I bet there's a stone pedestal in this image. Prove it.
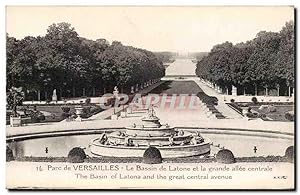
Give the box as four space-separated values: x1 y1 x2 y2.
217 86 222 93
209 114 216 119
52 89 57 101
120 111 127 118
242 107 249 117
232 85 237 96
75 107 83 122
126 107 133 114
111 114 118 120
10 116 22 127
113 86 119 99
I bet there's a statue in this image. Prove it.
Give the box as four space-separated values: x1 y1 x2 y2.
52 89 57 101
99 133 108 144
113 86 119 98
148 105 156 117
131 86 134 94
114 86 118 92
168 135 174 146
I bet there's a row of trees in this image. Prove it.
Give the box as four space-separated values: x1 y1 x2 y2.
196 21 294 96
153 52 177 63
7 22 165 100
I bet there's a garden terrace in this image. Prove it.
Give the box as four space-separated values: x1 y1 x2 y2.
148 81 202 95
6 104 103 125
226 102 294 122
197 92 218 105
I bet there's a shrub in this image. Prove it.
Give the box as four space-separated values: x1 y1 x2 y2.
6 146 14 162
7 87 24 117
81 106 92 118
285 111 294 121
143 146 162 164
216 149 235 164
245 112 259 118
285 146 294 162
260 114 267 119
90 106 103 115
230 99 235 103
251 97 258 104
85 98 91 105
197 92 218 106
61 106 71 113
268 105 276 112
67 147 86 163
30 111 46 123
61 112 71 119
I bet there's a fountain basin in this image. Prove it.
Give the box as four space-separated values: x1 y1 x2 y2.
89 106 211 158
126 127 177 137
90 137 211 158
107 131 194 146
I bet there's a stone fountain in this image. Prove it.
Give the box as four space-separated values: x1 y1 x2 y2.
89 106 211 158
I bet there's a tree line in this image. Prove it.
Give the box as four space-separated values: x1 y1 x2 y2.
7 22 166 101
153 51 177 63
196 21 294 96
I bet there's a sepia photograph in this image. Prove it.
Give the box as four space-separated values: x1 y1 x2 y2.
5 5 295 190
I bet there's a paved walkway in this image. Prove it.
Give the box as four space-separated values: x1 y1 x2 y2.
87 81 163 120
7 116 294 138
193 79 243 119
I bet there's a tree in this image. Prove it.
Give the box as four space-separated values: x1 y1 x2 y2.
7 87 24 116
6 22 166 101
36 22 88 97
196 21 294 96
275 21 294 95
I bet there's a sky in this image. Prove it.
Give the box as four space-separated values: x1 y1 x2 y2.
6 6 294 52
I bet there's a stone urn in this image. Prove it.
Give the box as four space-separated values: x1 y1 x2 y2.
10 115 22 127
120 111 127 118
126 106 133 114
75 106 84 122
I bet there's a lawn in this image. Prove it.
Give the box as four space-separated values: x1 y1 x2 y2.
228 102 294 122
148 81 203 95
7 104 103 125
251 104 294 122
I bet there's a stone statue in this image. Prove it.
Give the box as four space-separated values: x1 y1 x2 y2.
114 86 118 92
148 105 156 117
131 86 134 94
113 86 119 98
52 89 57 101
169 135 174 146
99 133 108 144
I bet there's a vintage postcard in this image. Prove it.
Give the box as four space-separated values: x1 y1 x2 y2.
6 6 295 190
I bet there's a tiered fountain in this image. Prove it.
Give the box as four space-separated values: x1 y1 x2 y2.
90 106 211 158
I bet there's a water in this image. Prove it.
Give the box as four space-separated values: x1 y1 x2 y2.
165 59 197 76
8 132 293 159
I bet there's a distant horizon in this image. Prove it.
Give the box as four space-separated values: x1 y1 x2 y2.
6 6 294 53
